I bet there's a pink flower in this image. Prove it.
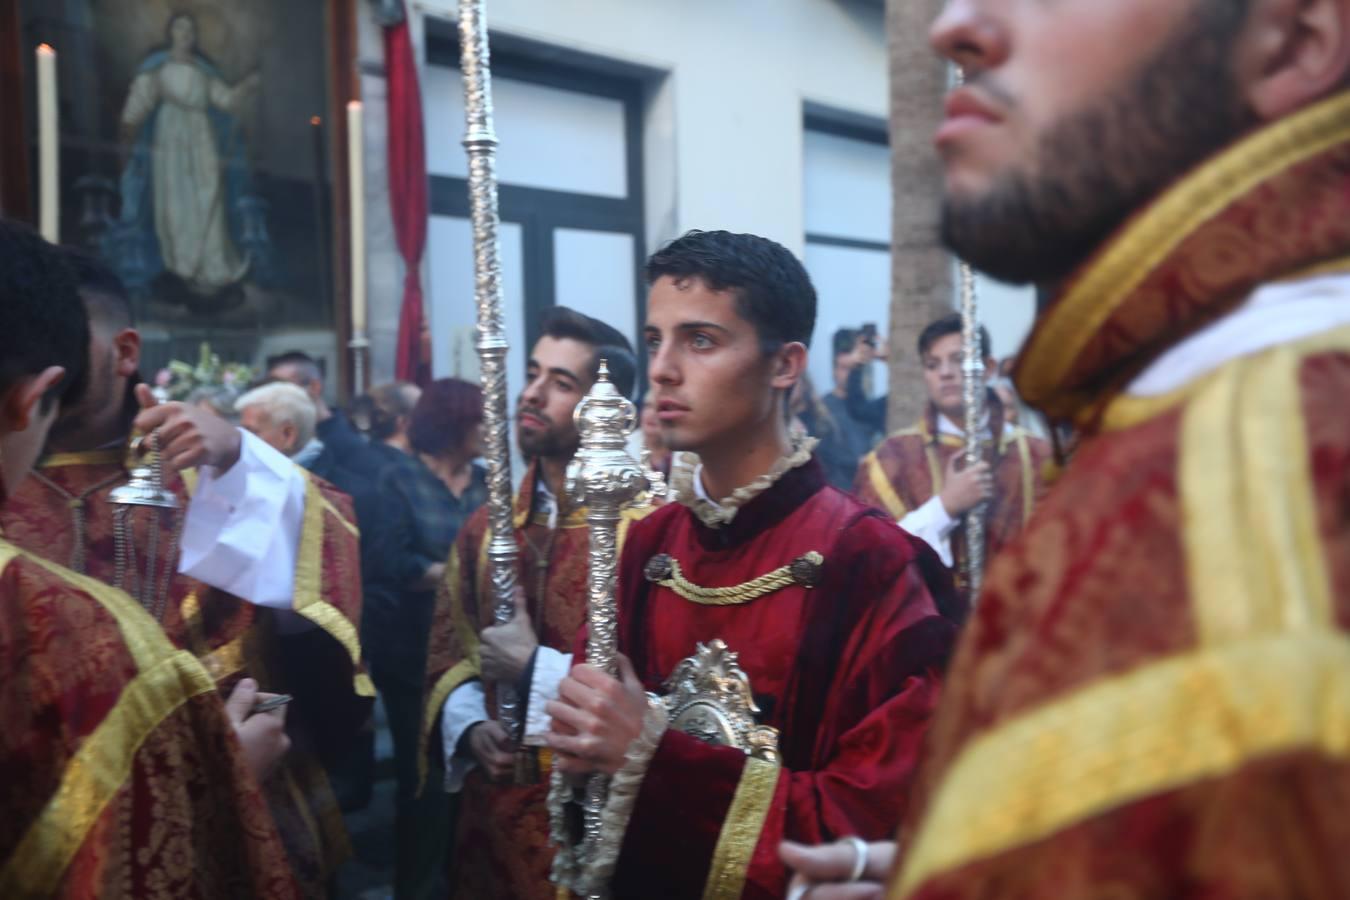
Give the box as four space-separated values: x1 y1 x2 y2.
155 368 172 387
223 370 236 384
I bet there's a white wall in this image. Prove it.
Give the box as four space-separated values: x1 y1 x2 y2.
411 0 888 257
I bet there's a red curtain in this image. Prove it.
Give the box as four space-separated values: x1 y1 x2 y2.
384 2 430 386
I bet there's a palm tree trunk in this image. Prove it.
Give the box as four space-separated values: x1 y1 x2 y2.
886 0 953 431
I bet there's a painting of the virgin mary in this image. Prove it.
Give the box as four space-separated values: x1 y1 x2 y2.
112 12 264 303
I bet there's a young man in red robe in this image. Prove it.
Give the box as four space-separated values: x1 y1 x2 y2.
786 0 1350 897
854 314 1050 602
0 219 299 898
544 230 962 899
419 309 649 900
0 250 370 896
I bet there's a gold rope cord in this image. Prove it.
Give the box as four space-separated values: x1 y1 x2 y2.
647 552 823 606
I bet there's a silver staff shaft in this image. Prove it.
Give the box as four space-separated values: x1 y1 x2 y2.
958 260 987 600
952 66 988 602
564 362 644 899
458 0 521 733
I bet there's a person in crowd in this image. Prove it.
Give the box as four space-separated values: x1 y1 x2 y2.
854 313 1051 604
0 219 300 897
419 309 645 900
789 0 1350 896
820 327 884 488
2 247 371 897
268 350 381 488
543 230 960 899
364 378 488 899
368 380 424 462
236 381 320 460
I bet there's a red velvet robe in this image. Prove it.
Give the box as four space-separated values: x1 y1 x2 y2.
603 456 961 899
854 402 1051 599
0 449 371 897
419 464 653 900
0 535 300 898
890 90 1350 899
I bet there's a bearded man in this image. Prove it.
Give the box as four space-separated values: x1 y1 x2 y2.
784 1 1350 897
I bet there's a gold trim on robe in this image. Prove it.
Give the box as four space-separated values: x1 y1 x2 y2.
701 757 782 900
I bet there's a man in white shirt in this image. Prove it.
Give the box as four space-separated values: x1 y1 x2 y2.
854 313 1050 601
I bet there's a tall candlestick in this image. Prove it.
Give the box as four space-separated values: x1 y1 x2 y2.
36 44 58 243
347 100 366 337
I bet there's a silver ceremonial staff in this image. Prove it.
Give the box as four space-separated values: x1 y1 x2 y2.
458 0 522 734
958 258 988 600
550 363 645 899
955 67 988 602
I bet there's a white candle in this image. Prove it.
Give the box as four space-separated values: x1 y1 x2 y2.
347 100 366 337
36 44 58 243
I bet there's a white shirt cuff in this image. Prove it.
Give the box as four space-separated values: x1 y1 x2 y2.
899 495 959 568
178 429 307 609
523 648 571 745
441 680 488 793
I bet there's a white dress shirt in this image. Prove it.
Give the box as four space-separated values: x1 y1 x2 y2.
897 414 991 568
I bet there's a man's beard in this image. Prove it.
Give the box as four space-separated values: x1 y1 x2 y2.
516 411 579 461
942 0 1255 285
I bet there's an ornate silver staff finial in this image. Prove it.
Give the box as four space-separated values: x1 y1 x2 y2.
551 360 647 899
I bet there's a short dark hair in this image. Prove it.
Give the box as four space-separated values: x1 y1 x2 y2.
267 350 324 386
59 246 133 331
918 313 990 361
367 380 419 441
644 230 817 351
832 328 860 360
409 378 483 457
538 306 637 399
0 221 89 411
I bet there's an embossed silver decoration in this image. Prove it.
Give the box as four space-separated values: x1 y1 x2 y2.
661 639 780 763
955 66 988 602
562 361 647 898
458 0 522 733
638 447 668 505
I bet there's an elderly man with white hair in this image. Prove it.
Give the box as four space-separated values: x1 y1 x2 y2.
236 381 321 461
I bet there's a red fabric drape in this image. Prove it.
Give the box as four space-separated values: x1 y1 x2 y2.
385 2 430 386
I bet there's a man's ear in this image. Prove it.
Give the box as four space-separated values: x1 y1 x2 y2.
281 421 299 453
1238 0 1350 121
112 328 142 378
769 342 809 391
0 367 65 434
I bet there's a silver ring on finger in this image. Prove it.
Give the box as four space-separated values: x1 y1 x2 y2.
841 835 868 883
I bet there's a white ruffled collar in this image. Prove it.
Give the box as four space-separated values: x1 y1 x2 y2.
670 434 818 528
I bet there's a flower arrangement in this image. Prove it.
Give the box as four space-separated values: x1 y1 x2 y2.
154 343 255 404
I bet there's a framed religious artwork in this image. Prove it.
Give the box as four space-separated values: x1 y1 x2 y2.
1 0 358 396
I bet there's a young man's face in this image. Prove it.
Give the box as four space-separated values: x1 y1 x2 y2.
923 332 996 423
932 0 1254 283
644 275 790 456
922 332 966 421
516 336 592 460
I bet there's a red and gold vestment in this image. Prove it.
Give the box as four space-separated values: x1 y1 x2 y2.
1 449 371 897
891 91 1350 900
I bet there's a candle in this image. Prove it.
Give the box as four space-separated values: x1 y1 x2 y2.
347 100 366 337
36 44 58 243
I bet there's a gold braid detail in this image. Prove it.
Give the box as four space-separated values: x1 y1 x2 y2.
644 552 823 606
